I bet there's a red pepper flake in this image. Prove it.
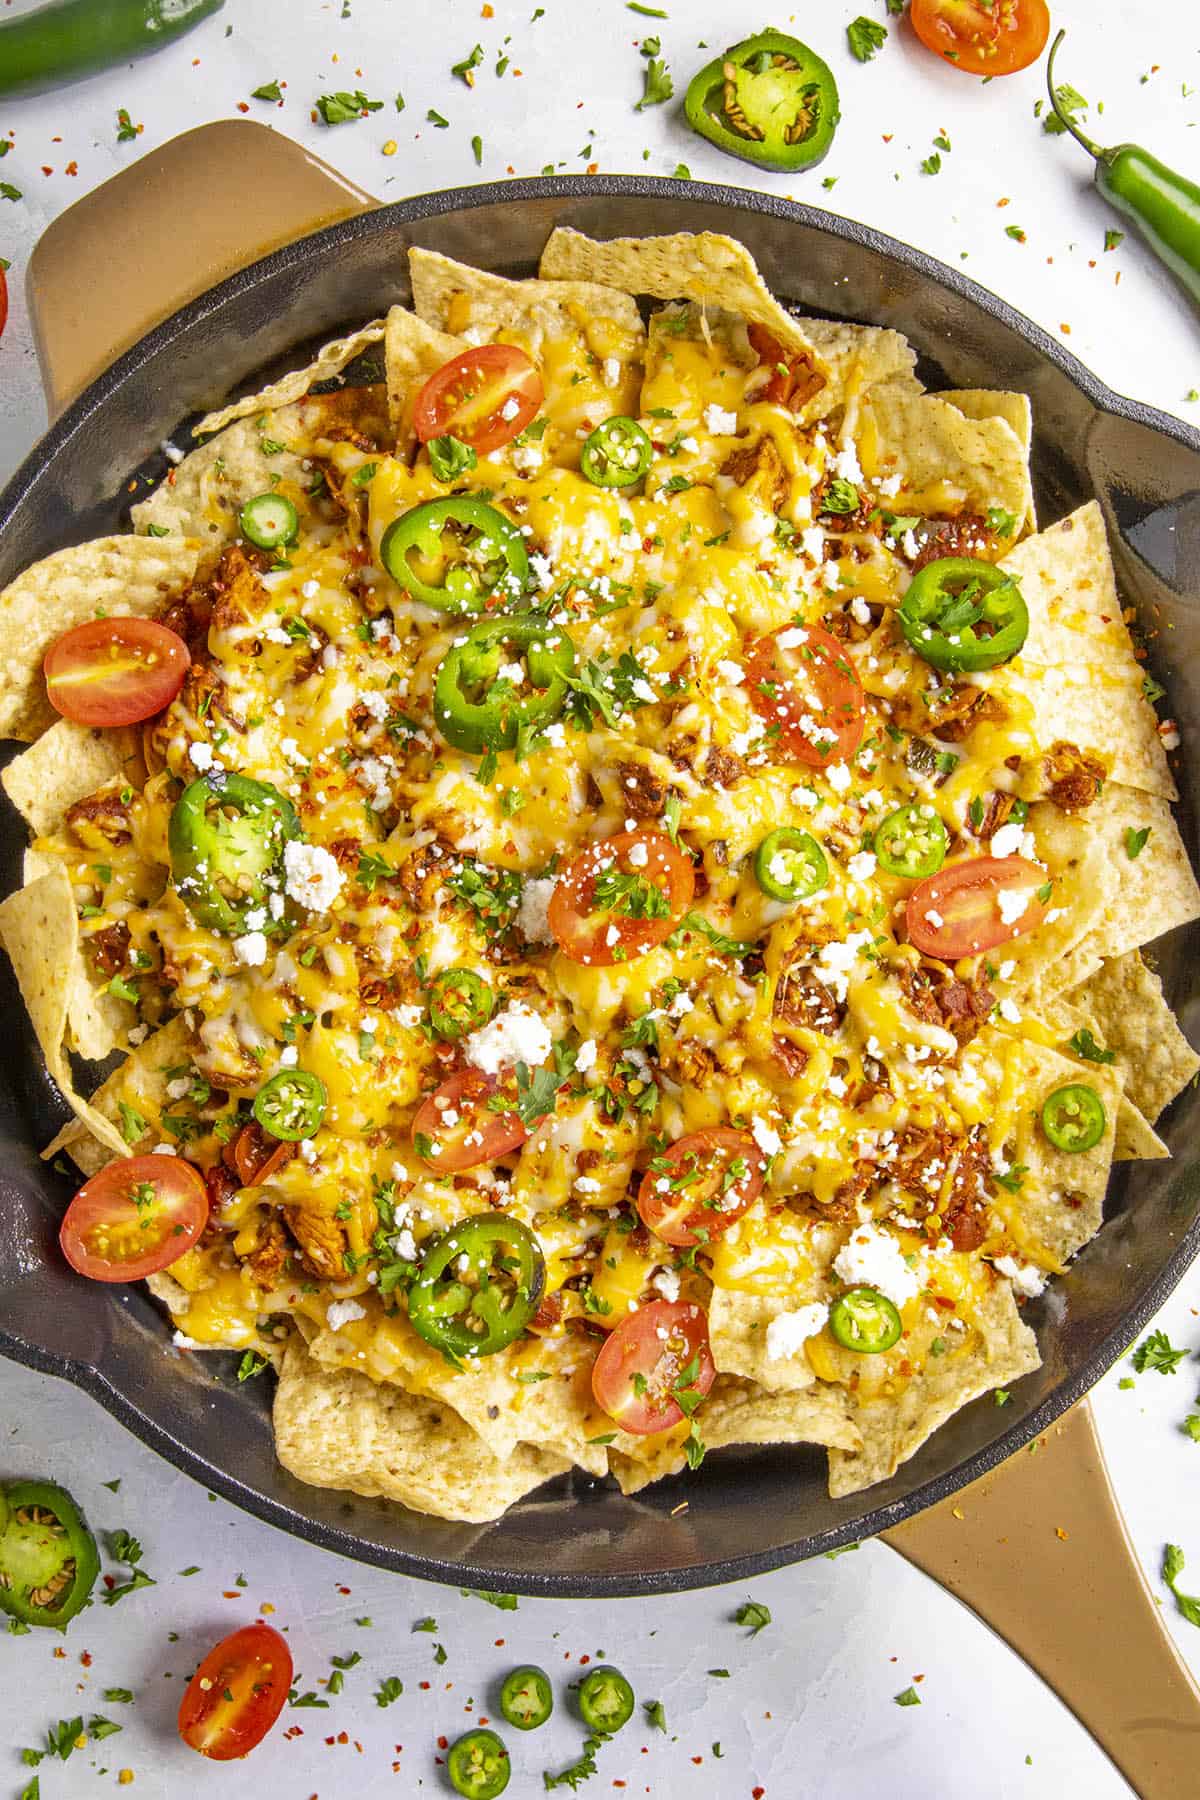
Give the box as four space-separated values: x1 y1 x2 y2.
914 1673 926 1682
1060 322 1072 335
691 1756 703 1765
80 1651 93 1667
337 1586 352 1595
284 1726 304 1740
420 1680 432 1689
41 166 53 175
1088 259 1097 268
324 1735 336 1746
614 1783 627 1789
53 1647 67 1659
753 1789 766 1798
580 1654 591 1665
587 162 599 174
997 196 1010 208
482 2 494 13
882 134 893 143
65 160 77 175
494 1639 505 1648
513 68 523 76
336 1730 349 1745
437 1736 449 1750
222 1591 239 1599
478 1717 489 1727
237 101 249 113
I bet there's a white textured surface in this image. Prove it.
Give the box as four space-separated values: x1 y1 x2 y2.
1 1 1199 1793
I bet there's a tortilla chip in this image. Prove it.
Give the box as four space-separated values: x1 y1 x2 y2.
14 845 130 1063
1078 785 1200 960
611 1375 859 1495
938 389 1035 529
3 721 141 837
132 406 315 545
709 1290 818 1394
999 502 1129 667
800 316 918 409
410 246 643 350
43 1012 195 1174
273 1344 568 1524
997 661 1175 801
0 866 128 1158
828 1282 1040 1498
0 537 200 742
1114 1098 1169 1161
1070 951 1199 1122
998 801 1117 1003
383 304 465 433
536 227 828 391
857 382 1032 530
993 1037 1124 1264
193 321 386 439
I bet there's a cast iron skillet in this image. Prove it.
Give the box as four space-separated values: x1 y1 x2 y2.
2 174 1199 1598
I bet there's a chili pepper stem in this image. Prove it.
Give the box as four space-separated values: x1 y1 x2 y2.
1045 32 1106 162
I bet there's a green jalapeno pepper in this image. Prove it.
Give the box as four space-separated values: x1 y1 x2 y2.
380 497 528 613
753 827 828 902
828 1287 903 1354
684 29 840 174
0 1480 100 1631
428 967 495 1040
433 615 576 754
580 417 653 488
239 492 299 551
499 1665 554 1731
874 803 949 880
169 774 300 935
898 558 1028 674
577 1666 635 1734
1041 1083 1106 1153
253 1070 327 1141
447 1727 511 1798
407 1213 545 1359
0 0 224 99
1047 32 1200 307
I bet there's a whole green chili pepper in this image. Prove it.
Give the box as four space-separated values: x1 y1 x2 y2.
0 0 225 98
1046 31 1200 306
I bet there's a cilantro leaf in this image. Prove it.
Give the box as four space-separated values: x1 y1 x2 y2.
733 1598 771 1635
1132 1330 1188 1375
251 80 283 102
1067 1027 1115 1065
316 90 383 125
847 16 888 60
1163 1543 1200 1628
635 38 673 111
895 1686 922 1707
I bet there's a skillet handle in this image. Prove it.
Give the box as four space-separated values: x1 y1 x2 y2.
883 1398 1200 1796
26 119 377 417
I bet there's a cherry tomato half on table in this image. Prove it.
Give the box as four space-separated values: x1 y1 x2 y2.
591 1298 715 1434
637 1127 766 1248
548 829 694 967
177 1623 294 1760
906 855 1048 960
59 1154 208 1283
44 617 190 727
413 346 543 455
744 623 864 769
910 0 1050 76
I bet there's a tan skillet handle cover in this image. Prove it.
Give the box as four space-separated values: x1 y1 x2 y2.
884 1398 1200 1796
27 119 376 415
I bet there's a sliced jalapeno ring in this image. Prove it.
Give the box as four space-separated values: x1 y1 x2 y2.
380 497 528 613
433 615 576 755
407 1214 545 1359
828 1286 903 1354
0 1479 100 1631
580 416 652 488
753 827 828 902
577 1665 635 1734
168 773 301 936
1041 1083 1106 1153
684 28 840 173
898 557 1029 674
239 492 299 551
428 967 495 1041
499 1664 554 1731
874 803 949 880
253 1070 327 1142
447 1726 511 1799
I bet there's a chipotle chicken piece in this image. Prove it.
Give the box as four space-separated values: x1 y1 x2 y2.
284 1205 349 1282
65 786 133 847
774 964 844 1036
245 1215 293 1288
720 434 790 514
1044 739 1106 812
615 761 668 819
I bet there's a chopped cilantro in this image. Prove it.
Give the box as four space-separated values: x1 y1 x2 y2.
895 1686 922 1707
459 1588 518 1609
374 1676 404 1707
733 1598 771 1636
635 36 673 110
644 1699 667 1730
316 90 383 125
251 80 283 102
1125 825 1151 860
1132 1329 1187 1375
1163 1543 1200 1628
847 17 888 60
1068 1026 1115 1065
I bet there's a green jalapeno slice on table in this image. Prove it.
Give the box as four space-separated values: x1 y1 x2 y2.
169 773 300 935
898 557 1028 674
252 1070 327 1141
580 416 653 488
577 1666 635 1734
433 614 576 754
239 492 299 551
1041 1083 1106 1153
447 1726 511 1798
874 803 949 880
828 1286 903 1354
684 29 840 174
753 827 828 902
499 1664 554 1731
0 1479 100 1631
380 497 528 612
428 967 495 1040
407 1213 545 1358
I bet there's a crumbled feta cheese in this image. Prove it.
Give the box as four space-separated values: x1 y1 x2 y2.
188 740 214 772
703 403 739 436
517 875 557 944
575 1038 598 1073
232 931 268 967
765 1303 829 1361
602 356 622 388
165 1076 191 1101
825 762 852 794
850 596 872 627
751 1116 782 1157
776 626 809 650
511 443 544 474
877 473 902 498
989 821 1027 860
800 525 826 563
326 1298 367 1331
627 840 649 868
715 658 744 687
499 395 521 421
464 1002 552 1076
832 441 863 484
279 1045 299 1068
833 1223 920 1309
847 850 877 883
993 1254 1046 1298
998 959 1016 981
997 997 1022 1023
284 840 344 912
652 1265 682 1303
997 886 1034 926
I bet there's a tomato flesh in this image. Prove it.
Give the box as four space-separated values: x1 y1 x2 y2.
910 0 1050 75
44 617 190 727
412 1067 529 1172
229 1123 295 1187
413 345 543 455
548 829 694 967
906 854 1048 959
745 623 864 768
637 1128 766 1248
747 323 824 411
591 1299 715 1435
59 1154 209 1283
178 1623 293 1761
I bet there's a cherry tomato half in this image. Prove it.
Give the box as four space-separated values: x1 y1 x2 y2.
637 1127 766 1248
413 346 543 455
44 617 190 727
227 1122 296 1187
744 623 864 769
548 829 694 967
910 0 1050 76
906 854 1048 959
411 1067 530 1172
177 1623 294 1761
747 323 825 412
59 1154 209 1283
591 1299 715 1435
